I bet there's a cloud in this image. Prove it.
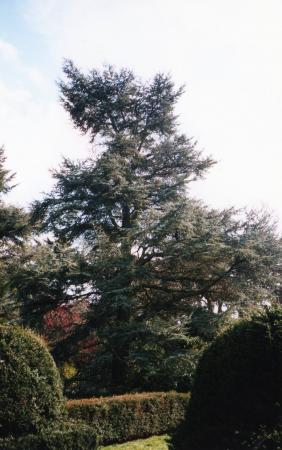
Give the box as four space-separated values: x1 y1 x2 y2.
0 37 47 89
24 0 282 71
0 37 90 206
1 76 91 206
0 39 19 62
24 66 47 88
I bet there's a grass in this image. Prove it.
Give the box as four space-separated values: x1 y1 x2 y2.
102 434 170 449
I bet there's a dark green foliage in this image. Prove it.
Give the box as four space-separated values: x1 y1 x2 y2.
173 307 282 450
59 61 184 141
240 426 282 450
31 62 282 394
0 147 29 245
123 319 206 393
0 325 65 437
68 319 205 398
0 148 87 330
0 147 30 323
187 307 234 341
0 422 98 450
195 425 282 450
67 391 189 445
32 62 216 390
7 241 87 329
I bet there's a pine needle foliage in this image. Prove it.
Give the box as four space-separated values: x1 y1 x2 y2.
31 62 282 392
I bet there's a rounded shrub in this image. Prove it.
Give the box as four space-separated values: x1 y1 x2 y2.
0 325 65 437
240 425 282 450
173 307 282 450
0 422 98 450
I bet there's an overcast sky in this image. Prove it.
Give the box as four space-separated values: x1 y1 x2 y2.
1 0 282 230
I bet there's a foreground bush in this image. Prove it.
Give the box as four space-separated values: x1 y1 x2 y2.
208 425 282 450
240 426 282 450
173 308 282 450
0 325 65 437
67 391 189 445
0 422 98 449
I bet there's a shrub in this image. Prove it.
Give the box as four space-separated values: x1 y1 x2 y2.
67 391 189 445
0 422 98 449
0 325 65 437
240 425 282 450
209 425 282 450
173 307 282 450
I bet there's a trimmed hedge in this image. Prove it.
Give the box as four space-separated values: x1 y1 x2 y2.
173 307 282 450
0 422 98 450
0 325 64 437
67 391 190 445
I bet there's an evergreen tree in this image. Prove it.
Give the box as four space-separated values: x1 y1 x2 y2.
0 147 84 333
32 62 282 392
7 240 88 329
0 147 28 243
0 147 30 321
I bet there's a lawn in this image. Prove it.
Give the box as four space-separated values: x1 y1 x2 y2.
102 434 170 449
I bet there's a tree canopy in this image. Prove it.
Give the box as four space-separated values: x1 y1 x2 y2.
28 61 282 393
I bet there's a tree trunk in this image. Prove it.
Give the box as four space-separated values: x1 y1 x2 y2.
111 350 128 392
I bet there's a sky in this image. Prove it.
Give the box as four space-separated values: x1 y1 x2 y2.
0 0 282 230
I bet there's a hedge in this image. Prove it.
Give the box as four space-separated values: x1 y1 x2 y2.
0 325 64 437
0 422 98 450
173 308 282 450
67 391 190 445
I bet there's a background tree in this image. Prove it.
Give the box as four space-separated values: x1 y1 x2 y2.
31 62 282 393
0 146 88 354
7 240 89 329
0 147 30 321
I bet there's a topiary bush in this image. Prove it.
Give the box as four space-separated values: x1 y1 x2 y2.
0 325 65 438
173 307 282 450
